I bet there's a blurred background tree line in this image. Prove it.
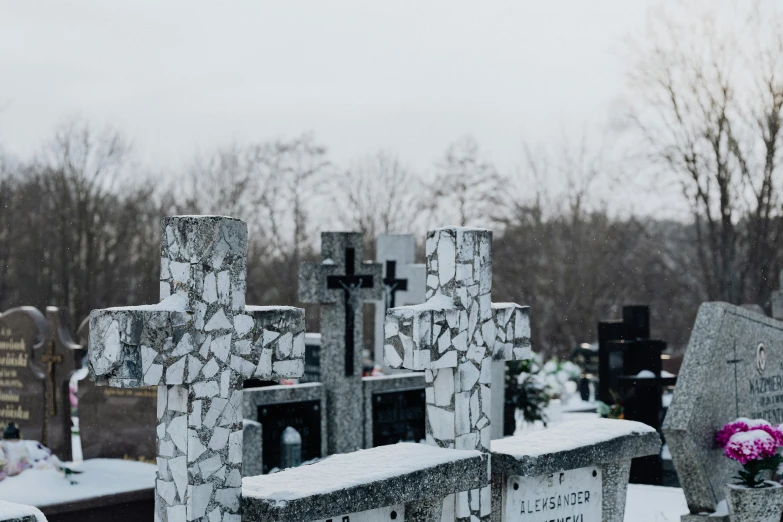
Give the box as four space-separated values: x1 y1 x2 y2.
1 1 782 359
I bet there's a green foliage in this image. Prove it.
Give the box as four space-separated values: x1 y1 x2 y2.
506 357 551 426
734 455 783 489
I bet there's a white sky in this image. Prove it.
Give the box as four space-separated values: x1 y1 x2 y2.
0 0 667 212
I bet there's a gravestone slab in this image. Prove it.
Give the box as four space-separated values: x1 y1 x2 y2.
362 373 426 448
384 227 531 522
0 501 45 522
42 307 82 460
663 302 783 516
243 382 327 473
373 235 426 373
87 215 306 522
299 232 382 454
490 418 661 522
75 317 158 462
241 442 489 522
0 308 46 443
242 419 263 477
300 333 322 384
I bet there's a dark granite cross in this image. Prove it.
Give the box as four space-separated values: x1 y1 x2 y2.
299 232 382 454
382 261 408 310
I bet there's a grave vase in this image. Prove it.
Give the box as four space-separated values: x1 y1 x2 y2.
724 481 783 522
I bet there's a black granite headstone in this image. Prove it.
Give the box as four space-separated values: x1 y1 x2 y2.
301 339 321 384
258 400 322 474
371 388 425 447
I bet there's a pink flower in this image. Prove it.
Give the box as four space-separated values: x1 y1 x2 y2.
717 419 751 448
725 430 778 465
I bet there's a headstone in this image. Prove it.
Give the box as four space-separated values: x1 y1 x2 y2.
384 226 532 521
0 500 46 522
87 215 306 522
373 235 426 373
243 382 327 474
41 307 81 460
0 308 47 444
663 302 783 520
597 305 649 404
772 270 783 321
242 442 489 522
740 303 766 316
362 373 426 448
299 232 382 454
75 317 158 462
242 419 262 477
490 418 661 522
300 333 322 384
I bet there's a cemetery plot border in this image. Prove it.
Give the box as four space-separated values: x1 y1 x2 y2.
362 373 426 448
241 442 489 522
489 418 661 522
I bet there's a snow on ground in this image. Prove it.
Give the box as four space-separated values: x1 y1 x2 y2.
0 459 155 508
0 501 46 522
625 485 689 522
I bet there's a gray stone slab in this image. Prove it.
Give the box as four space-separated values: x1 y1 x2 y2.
299 232 383 455
772 270 783 320
87 215 306 522
663 302 783 515
490 418 661 477
362 373 425 448
490 419 660 522
0 501 44 522
241 442 489 522
373 234 426 373
242 419 262 477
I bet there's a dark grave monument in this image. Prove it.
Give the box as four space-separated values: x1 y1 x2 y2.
362 373 426 448
597 305 650 404
299 231 383 454
257 398 321 473
75 316 158 462
0 307 47 444
299 332 321 384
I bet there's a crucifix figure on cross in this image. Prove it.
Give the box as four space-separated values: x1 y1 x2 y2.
299 232 382 454
384 226 531 522
87 216 305 522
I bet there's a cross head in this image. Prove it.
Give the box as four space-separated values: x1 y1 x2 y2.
384 227 531 521
87 216 305 522
299 232 382 454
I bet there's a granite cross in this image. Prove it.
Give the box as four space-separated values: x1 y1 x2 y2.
87 216 306 522
384 226 531 522
299 232 382 454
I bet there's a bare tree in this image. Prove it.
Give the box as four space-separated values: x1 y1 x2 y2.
430 136 508 227
627 1 783 305
336 151 425 239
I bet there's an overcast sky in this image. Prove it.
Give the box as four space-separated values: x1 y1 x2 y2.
0 1 665 210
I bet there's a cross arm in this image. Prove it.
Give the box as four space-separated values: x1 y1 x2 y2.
231 305 305 381
87 296 191 388
298 262 338 304
490 303 531 362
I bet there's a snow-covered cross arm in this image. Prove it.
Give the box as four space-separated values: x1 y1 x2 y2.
87 216 305 522
383 226 531 522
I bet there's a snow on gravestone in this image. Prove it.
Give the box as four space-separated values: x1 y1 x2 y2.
384 226 532 522
241 442 489 522
663 302 783 520
299 232 383 454
490 418 660 522
0 500 46 522
0 308 46 444
87 216 305 522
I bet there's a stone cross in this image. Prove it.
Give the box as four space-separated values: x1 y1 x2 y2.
87 216 306 522
384 226 531 521
772 270 783 320
42 306 80 460
299 232 382 454
373 234 426 373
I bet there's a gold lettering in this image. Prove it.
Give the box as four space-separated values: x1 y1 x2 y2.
0 405 30 420
0 339 27 352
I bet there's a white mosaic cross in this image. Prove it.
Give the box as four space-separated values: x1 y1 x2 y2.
384 227 531 522
87 216 305 522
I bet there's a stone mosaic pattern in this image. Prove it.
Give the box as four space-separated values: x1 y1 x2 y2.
88 216 305 522
384 227 531 522
299 232 382 454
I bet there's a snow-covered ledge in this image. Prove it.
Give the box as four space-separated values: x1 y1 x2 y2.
242 442 489 522
490 418 661 522
0 501 46 522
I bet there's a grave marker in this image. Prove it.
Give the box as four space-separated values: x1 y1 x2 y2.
772 270 783 320
372 235 426 373
299 232 382 454
87 215 306 522
362 373 426 448
663 302 783 520
0 307 46 443
384 226 532 521
41 306 81 460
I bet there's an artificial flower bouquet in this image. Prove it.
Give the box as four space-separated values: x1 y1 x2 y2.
716 418 783 488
